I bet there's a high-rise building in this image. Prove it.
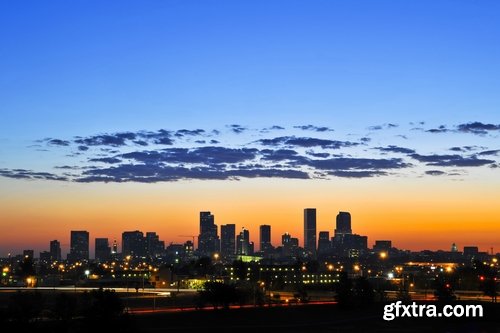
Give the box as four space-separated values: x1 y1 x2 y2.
317 231 331 255
334 211 352 239
68 231 89 262
197 211 220 256
220 224 236 258
50 240 61 261
146 232 164 258
95 238 111 262
236 228 250 255
304 208 317 256
122 231 146 258
260 225 272 253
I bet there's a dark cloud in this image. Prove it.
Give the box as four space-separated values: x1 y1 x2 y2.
293 125 334 132
175 129 205 137
76 164 309 183
136 129 173 145
257 136 358 149
329 170 387 178
195 140 206 144
75 134 129 147
426 125 450 133
0 168 68 181
133 140 149 146
456 122 500 135
260 149 308 164
210 140 220 144
228 124 247 134
78 145 89 151
477 149 500 156
425 170 446 176
260 125 286 132
368 123 399 131
88 157 122 164
121 147 258 165
305 151 330 158
47 139 70 146
449 146 484 152
375 145 416 154
410 153 494 167
308 157 410 171
269 125 285 130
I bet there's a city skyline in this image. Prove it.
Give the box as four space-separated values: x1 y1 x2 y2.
1 2 499 256
2 208 496 258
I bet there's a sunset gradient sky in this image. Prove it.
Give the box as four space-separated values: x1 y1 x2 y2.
1 1 499 256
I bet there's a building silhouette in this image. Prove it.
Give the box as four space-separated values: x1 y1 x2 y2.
146 232 164 258
95 238 111 262
122 230 146 258
334 211 352 239
304 208 317 257
68 231 89 262
260 225 272 253
220 224 236 258
236 228 250 255
50 240 61 261
317 231 331 255
198 211 220 256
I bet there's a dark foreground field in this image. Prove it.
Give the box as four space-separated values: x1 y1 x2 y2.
132 302 500 333
8 302 497 333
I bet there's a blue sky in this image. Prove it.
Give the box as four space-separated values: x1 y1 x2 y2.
2 1 500 139
1 1 499 180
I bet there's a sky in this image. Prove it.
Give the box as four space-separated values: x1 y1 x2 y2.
1 1 499 257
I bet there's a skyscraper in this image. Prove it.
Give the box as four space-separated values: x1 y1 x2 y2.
146 232 164 258
220 224 236 258
95 238 111 262
50 240 61 261
198 211 220 256
304 208 317 256
68 231 89 262
317 231 331 255
122 230 146 258
236 228 250 255
335 211 352 239
259 225 272 253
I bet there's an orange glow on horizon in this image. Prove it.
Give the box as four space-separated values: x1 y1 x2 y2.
0 176 499 256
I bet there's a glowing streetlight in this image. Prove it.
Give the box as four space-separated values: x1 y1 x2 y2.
379 252 387 259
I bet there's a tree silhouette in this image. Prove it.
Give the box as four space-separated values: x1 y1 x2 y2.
199 281 239 309
481 277 498 303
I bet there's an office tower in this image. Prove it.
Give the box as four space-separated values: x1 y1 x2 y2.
197 211 220 256
334 211 352 239
236 228 250 255
50 240 61 261
282 232 291 246
68 231 89 261
220 224 236 258
317 231 330 255
373 240 392 252
122 230 146 258
146 232 164 258
304 208 317 256
95 238 111 262
260 225 272 253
